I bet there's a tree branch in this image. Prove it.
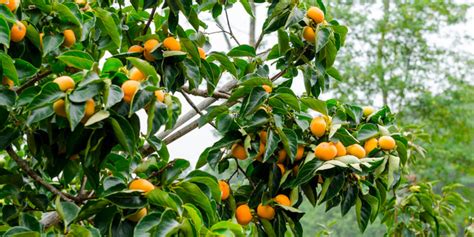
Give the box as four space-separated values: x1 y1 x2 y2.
223 2 241 46
180 89 217 129
181 85 230 99
15 70 52 94
215 19 233 49
142 6 157 35
6 146 79 202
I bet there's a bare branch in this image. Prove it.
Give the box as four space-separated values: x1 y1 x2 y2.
181 85 230 99
215 19 233 49
180 89 217 129
223 3 241 46
142 6 157 35
6 146 79 203
15 70 52 94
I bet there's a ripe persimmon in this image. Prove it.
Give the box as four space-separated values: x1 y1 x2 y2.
127 208 147 222
128 45 144 53
11 21 26 42
129 67 146 81
231 143 247 160
198 47 206 59
303 26 315 42
121 80 140 104
218 180 230 201
364 138 378 154
363 106 375 117
63 29 76 47
257 204 275 220
307 6 325 24
310 116 327 137
163 37 181 51
333 141 346 157
274 194 291 206
314 142 337 161
235 204 252 225
262 85 272 93
347 144 366 159
129 178 155 193
379 136 396 150
155 90 165 102
295 145 305 161
54 76 75 91
53 99 67 118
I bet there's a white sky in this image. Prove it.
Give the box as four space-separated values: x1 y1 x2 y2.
119 2 474 166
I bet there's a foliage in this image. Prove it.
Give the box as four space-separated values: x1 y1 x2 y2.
0 0 468 236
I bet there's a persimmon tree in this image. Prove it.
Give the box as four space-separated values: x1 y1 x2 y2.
0 0 424 236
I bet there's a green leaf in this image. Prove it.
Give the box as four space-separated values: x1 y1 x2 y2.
0 127 20 150
227 45 256 57
96 8 121 48
0 88 15 107
239 0 254 18
319 174 344 203
274 88 300 111
341 185 357 216
174 181 218 225
146 136 170 162
108 116 135 154
105 84 123 109
43 35 64 56
284 6 304 28
239 87 267 117
145 189 179 212
279 128 298 162
0 17 10 47
103 58 123 73
26 106 54 125
0 52 18 84
277 29 290 55
182 58 201 89
198 105 228 127
65 98 85 131
19 213 40 232
301 97 327 115
333 128 359 146
263 129 280 162
2 227 39 237
133 212 162 237
0 5 16 23
207 52 237 77
53 3 81 26
315 28 330 53
356 124 379 142
15 59 39 80
69 82 102 103
105 191 147 209
291 159 319 188
28 82 64 110
127 57 160 85
55 198 80 228
387 155 400 188
182 204 203 234
58 51 94 70
326 67 342 81
75 200 110 221
261 219 277 237
149 209 181 236
355 196 371 232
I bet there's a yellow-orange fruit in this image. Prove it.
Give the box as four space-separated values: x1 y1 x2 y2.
127 208 147 222
364 138 378 154
262 85 272 93
257 204 275 220
218 180 230 201
198 47 206 59
347 144 366 159
295 145 305 161
310 116 327 137
259 130 267 144
231 143 247 160
2 77 13 89
84 99 95 117
277 164 286 174
274 194 291 206
307 6 325 24
54 76 75 91
121 80 140 104
144 39 159 52
314 142 337 161
303 26 316 42
129 67 146 81
11 21 26 42
1 0 20 11
277 149 287 163
255 142 265 161
163 37 181 51
333 141 346 157
129 178 155 193
63 29 76 47
39 33 44 49
155 90 165 102
363 106 375 117
53 99 67 118
128 45 144 53
143 50 156 62
235 204 252 225
379 136 396 150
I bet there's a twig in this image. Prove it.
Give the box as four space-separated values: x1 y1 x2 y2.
223 3 241 46
6 146 79 202
78 176 87 198
254 33 264 49
180 89 217 129
181 85 230 99
15 70 52 94
227 169 239 182
142 6 157 35
236 160 255 188
215 19 233 49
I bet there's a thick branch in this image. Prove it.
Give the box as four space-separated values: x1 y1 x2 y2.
6 146 79 202
15 70 52 94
